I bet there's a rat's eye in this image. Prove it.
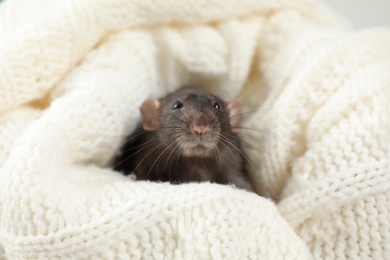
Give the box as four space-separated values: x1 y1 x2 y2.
213 102 221 110
173 101 183 109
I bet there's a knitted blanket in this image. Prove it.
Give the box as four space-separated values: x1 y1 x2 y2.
1 0 389 259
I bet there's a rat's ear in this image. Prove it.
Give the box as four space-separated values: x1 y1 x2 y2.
227 99 241 133
140 99 161 131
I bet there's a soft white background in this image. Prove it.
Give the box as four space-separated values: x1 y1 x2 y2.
325 0 390 28
0 0 388 28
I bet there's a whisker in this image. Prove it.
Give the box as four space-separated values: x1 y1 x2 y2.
115 132 182 171
177 107 191 123
213 106 301 129
217 135 238 167
211 145 221 168
224 133 258 151
118 129 150 147
136 77 166 97
218 65 249 99
116 139 164 171
218 135 255 170
139 111 190 126
219 125 271 134
119 134 166 156
169 138 184 180
144 139 180 180
227 106 302 118
183 104 193 124
164 139 182 169
225 81 258 106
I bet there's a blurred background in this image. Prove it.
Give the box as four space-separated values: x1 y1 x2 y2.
324 0 390 28
0 0 388 28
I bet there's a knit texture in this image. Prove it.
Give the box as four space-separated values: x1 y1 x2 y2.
0 0 389 259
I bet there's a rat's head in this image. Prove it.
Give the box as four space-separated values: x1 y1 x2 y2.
140 87 241 157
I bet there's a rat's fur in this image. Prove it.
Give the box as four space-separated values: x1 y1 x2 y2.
115 87 253 191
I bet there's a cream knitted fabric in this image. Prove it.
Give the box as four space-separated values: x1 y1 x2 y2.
0 0 389 259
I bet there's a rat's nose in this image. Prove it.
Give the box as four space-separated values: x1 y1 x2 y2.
193 124 209 135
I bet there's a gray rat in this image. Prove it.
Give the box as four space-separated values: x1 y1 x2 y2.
115 86 254 192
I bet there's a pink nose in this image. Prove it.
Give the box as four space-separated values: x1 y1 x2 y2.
193 124 209 135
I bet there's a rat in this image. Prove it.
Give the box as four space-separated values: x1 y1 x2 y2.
114 86 254 192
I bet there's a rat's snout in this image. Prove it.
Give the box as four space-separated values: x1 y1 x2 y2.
191 116 210 136
193 123 209 136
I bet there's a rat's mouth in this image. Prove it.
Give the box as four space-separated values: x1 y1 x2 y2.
194 144 207 149
180 141 216 157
